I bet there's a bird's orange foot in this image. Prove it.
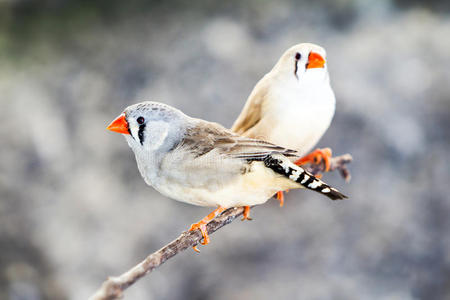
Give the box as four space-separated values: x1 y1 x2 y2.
276 191 286 207
241 206 252 221
294 147 333 172
189 206 226 253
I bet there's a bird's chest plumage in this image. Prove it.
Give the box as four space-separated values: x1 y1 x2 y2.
138 151 285 208
263 82 335 155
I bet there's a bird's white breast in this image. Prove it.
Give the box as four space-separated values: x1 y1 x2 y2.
260 79 335 156
150 157 298 208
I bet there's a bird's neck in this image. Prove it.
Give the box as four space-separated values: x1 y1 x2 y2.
272 73 332 98
267 74 335 114
271 67 330 87
133 149 164 186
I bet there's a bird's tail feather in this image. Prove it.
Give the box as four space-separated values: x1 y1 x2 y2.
263 155 347 200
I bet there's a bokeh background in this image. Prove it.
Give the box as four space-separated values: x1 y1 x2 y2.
1 0 450 299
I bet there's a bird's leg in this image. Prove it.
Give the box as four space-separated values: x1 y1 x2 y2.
189 206 226 252
241 206 252 221
276 191 285 207
294 147 333 172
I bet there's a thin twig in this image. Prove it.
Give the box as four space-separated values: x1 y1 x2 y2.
88 207 245 300
308 153 353 182
89 154 352 300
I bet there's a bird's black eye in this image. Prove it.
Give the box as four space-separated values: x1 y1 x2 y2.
137 117 145 125
295 52 301 60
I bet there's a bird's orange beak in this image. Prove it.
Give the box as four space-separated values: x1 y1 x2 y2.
306 52 325 69
107 113 130 134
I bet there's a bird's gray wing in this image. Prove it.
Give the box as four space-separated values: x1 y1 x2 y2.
173 120 347 201
231 78 269 135
179 120 299 161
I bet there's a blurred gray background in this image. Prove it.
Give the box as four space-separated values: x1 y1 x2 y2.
1 0 450 299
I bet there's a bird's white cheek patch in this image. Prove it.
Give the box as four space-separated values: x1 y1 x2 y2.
322 188 330 193
147 122 169 150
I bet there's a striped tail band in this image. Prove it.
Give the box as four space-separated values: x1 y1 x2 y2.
263 155 347 200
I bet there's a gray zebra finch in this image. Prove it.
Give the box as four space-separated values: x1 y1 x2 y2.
107 101 347 251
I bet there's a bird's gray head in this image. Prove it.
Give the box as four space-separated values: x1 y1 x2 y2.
107 101 190 155
273 43 329 84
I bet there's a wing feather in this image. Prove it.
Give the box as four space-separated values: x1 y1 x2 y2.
231 77 270 135
178 120 299 161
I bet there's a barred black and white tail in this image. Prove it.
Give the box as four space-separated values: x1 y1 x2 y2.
263 155 347 200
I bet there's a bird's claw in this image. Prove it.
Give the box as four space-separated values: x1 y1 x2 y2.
188 206 226 252
189 222 210 245
295 147 333 173
241 206 252 221
276 191 285 207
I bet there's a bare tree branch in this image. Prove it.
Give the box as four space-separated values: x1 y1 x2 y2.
89 154 352 300
308 153 353 182
88 206 245 300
